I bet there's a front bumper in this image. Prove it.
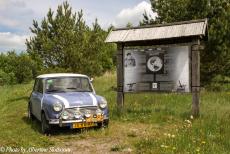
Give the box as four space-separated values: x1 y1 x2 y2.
48 106 109 128
49 115 109 125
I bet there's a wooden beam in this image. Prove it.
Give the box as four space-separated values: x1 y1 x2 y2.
191 40 201 117
116 43 124 110
124 36 195 47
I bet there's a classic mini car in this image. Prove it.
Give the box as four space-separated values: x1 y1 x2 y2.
28 73 109 133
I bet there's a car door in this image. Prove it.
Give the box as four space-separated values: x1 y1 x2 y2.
31 78 44 121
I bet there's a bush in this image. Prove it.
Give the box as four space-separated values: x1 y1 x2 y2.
0 51 35 85
0 70 16 86
14 54 34 83
205 75 230 91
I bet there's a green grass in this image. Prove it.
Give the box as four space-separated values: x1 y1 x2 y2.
0 72 229 153
0 84 54 148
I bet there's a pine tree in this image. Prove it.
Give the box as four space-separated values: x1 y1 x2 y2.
26 1 116 76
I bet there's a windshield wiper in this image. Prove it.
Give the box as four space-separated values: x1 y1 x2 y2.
66 88 91 92
75 90 92 92
66 87 77 89
46 89 65 93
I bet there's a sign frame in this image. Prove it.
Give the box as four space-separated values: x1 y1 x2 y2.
122 44 192 93
106 19 208 117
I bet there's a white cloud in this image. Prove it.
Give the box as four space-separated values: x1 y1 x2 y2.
0 0 34 32
0 32 29 51
0 0 157 51
0 16 20 27
113 1 157 28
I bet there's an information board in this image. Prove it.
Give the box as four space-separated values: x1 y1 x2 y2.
123 46 191 92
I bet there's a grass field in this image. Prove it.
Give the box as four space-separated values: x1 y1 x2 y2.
0 72 229 153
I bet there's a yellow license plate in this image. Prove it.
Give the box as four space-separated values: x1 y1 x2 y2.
72 122 96 129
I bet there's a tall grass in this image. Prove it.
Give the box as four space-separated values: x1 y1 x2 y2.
0 72 229 153
0 83 54 147
94 72 230 153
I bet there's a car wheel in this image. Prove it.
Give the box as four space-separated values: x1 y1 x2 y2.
97 119 109 129
28 103 35 120
41 112 51 134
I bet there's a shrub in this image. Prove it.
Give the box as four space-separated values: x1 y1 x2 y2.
0 69 16 85
0 51 35 85
205 75 230 91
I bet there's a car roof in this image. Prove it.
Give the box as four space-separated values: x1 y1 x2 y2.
36 73 88 79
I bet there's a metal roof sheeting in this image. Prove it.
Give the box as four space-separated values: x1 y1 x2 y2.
105 19 207 43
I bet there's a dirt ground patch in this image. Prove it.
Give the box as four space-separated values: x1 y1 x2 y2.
53 121 172 154
65 137 127 154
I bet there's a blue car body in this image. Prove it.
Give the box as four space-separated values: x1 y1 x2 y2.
28 73 109 131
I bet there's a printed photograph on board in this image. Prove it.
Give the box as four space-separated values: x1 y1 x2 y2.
123 46 191 92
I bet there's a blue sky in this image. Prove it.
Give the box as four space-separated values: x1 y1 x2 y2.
0 0 156 52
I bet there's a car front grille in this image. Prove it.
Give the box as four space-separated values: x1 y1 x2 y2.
61 106 99 121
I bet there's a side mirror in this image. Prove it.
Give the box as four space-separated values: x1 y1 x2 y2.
90 78 94 82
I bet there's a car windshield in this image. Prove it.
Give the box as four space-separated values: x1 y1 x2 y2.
45 77 93 93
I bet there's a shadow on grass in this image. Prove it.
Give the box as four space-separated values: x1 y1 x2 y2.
8 96 29 102
22 116 41 133
21 116 102 136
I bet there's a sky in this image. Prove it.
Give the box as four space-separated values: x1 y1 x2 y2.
0 0 156 52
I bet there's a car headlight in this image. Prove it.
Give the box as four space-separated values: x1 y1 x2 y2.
62 111 69 120
84 110 91 118
99 97 107 109
53 102 63 112
74 111 82 119
96 109 103 115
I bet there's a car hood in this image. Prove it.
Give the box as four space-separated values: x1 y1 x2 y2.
46 92 98 108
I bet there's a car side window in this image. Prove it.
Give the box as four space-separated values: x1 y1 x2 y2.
81 78 92 91
34 79 43 93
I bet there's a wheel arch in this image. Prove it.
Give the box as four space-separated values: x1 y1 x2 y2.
41 109 50 121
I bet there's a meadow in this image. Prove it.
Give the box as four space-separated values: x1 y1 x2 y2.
0 72 229 153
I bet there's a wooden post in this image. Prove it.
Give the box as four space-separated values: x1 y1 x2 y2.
116 43 124 111
191 39 201 117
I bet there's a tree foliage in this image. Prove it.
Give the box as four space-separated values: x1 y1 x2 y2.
0 51 35 85
141 0 230 84
26 2 116 77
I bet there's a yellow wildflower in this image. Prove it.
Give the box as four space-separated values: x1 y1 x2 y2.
185 119 192 124
167 133 171 138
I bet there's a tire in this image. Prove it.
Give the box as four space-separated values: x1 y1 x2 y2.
28 103 35 120
97 119 109 129
103 119 109 128
41 112 51 134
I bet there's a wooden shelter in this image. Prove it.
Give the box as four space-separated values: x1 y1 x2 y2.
105 19 208 116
